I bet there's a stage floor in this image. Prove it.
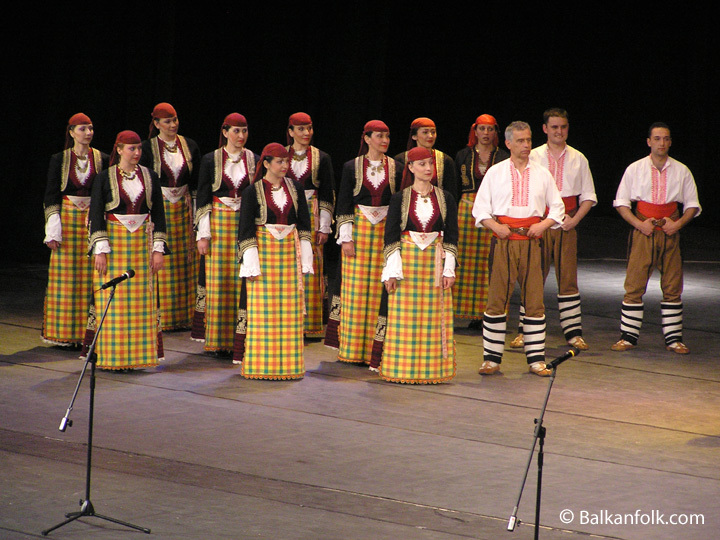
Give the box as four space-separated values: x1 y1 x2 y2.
1 249 719 539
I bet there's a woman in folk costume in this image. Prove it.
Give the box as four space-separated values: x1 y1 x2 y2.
195 113 258 355
43 113 109 347
376 147 458 383
327 120 401 364
87 131 167 370
140 102 201 331
285 112 335 338
234 143 314 379
393 117 457 198
453 114 509 328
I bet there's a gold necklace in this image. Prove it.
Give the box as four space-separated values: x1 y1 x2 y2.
73 151 89 173
119 166 137 180
366 155 384 177
163 139 178 153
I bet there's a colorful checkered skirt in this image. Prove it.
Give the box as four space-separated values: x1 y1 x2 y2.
241 227 304 380
43 198 93 345
92 218 162 369
304 193 325 337
204 200 241 351
157 195 197 330
338 209 385 364
454 192 492 319
380 236 456 384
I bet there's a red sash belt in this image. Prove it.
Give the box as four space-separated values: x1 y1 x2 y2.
496 216 541 240
636 201 677 219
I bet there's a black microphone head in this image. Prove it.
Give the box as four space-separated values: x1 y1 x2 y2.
127 269 136 278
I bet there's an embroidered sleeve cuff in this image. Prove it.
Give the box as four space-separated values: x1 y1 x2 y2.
337 222 353 244
301 239 314 274
381 250 403 282
239 246 260 277
44 213 62 243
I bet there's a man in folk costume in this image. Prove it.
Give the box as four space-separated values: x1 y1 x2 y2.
472 121 565 377
509 108 596 351
285 112 335 338
141 102 201 331
611 122 700 354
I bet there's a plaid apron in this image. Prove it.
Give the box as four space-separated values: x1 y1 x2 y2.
204 199 241 351
380 234 456 383
338 208 385 364
92 217 162 369
453 191 491 319
303 191 325 336
241 226 305 379
157 193 197 330
43 197 93 344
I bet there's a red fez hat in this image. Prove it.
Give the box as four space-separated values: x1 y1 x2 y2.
358 120 389 155
110 130 141 165
407 117 436 149
116 130 141 145
400 146 434 189
411 117 435 129
219 113 248 147
407 146 433 162
151 102 177 119
364 120 389 133
223 113 248 127
467 114 499 147
65 113 93 148
288 112 312 126
68 113 92 126
253 143 290 183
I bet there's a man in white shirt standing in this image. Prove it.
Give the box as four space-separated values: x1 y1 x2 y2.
472 121 565 376
611 122 701 354
509 108 596 351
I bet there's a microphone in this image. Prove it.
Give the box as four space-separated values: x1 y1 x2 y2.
100 269 135 289
546 347 579 369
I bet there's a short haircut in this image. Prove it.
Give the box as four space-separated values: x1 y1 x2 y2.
505 121 531 142
543 108 568 124
648 122 671 138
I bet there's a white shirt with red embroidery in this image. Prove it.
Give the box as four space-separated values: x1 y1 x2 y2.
613 155 701 214
471 159 565 227
529 144 597 206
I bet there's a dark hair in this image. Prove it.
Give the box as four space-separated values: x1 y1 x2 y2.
648 122 671 138
543 108 568 124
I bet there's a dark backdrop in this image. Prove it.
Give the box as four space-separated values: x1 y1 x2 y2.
2 4 717 264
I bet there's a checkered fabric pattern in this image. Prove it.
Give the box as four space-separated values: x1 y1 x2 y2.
204 201 241 351
338 210 385 364
157 195 197 330
453 192 491 319
304 195 325 336
380 237 456 384
42 198 93 344
92 219 161 369
241 227 304 380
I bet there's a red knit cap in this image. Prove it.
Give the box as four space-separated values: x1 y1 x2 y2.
68 113 92 126
358 120 390 156
151 102 177 118
253 143 290 182
407 117 436 149
110 131 142 165
288 112 312 126
400 146 434 189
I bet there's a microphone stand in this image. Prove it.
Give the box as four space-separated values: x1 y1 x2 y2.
42 284 150 536
507 352 571 539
